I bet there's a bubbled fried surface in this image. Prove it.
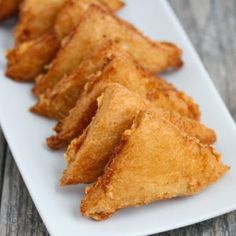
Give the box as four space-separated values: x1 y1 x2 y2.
81 109 228 220
33 4 182 96
14 0 65 44
46 44 197 150
6 32 60 81
61 84 146 185
7 0 121 81
61 85 216 186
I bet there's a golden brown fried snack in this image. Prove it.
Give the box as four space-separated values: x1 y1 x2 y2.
14 0 66 44
33 5 182 96
61 84 216 186
101 0 124 12
6 0 123 82
32 41 192 120
46 46 198 149
6 32 60 81
159 109 216 145
31 41 117 118
61 84 146 185
0 0 21 22
81 109 229 221
54 0 124 40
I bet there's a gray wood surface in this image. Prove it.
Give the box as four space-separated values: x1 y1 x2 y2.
0 0 236 235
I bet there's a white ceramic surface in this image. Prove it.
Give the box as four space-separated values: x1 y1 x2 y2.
0 0 236 235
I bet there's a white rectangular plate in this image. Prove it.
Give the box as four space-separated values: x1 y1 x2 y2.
0 0 236 235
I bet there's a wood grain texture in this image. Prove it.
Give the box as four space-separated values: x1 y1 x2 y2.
0 0 235 235
0 148 49 236
0 129 7 202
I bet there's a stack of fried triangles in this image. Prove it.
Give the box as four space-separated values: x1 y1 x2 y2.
2 0 229 221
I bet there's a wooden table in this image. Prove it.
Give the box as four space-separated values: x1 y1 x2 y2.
1 0 236 235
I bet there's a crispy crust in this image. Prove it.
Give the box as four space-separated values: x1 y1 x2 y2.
101 0 124 11
54 0 123 40
33 4 182 96
46 43 198 150
14 0 66 44
158 109 216 145
61 84 146 185
31 40 116 118
32 41 195 120
6 0 123 82
146 83 200 120
61 85 215 186
6 31 60 82
80 109 229 220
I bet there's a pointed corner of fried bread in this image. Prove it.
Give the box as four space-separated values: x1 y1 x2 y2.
61 107 217 184
46 42 202 150
54 0 124 40
6 0 123 82
31 40 119 119
61 83 146 186
6 31 60 82
33 4 182 96
157 109 216 144
61 82 216 186
101 0 125 11
14 0 66 44
80 109 229 220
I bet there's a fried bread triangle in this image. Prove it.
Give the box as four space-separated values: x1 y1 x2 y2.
31 41 194 120
6 0 123 81
61 84 216 186
46 43 199 149
33 4 182 95
14 0 66 44
80 109 229 220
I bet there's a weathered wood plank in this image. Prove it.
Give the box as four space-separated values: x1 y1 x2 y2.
0 148 49 236
157 212 236 236
0 128 7 205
